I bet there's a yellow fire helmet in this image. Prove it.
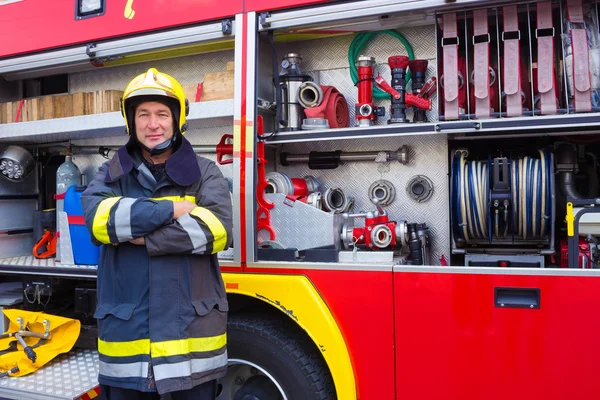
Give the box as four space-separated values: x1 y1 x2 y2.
121 68 189 136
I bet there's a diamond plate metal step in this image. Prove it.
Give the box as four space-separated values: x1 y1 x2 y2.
0 349 98 400
0 256 97 279
0 254 237 279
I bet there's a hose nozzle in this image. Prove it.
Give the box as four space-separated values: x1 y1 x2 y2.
408 59 428 74
388 55 409 70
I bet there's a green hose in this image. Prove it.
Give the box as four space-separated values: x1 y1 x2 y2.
349 30 415 100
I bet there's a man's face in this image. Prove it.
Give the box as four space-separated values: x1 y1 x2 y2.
134 101 175 150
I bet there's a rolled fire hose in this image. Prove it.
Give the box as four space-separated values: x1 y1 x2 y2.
303 85 350 128
453 150 551 243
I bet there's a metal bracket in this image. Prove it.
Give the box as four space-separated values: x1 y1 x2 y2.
473 33 490 45
17 317 25 332
536 27 555 38
42 319 51 339
260 12 271 28
85 43 97 58
221 19 233 35
441 37 459 47
98 147 112 159
502 30 521 41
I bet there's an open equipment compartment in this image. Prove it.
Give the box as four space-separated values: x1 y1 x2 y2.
254 3 447 266
253 0 600 268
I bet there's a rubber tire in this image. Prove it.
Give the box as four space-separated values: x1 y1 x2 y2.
227 315 336 400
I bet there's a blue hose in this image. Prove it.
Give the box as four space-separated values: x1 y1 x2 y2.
527 158 533 238
453 151 552 244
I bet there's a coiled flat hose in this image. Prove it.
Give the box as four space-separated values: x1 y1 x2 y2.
452 151 552 244
348 31 415 100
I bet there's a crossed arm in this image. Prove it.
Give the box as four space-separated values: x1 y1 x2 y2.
81 162 233 256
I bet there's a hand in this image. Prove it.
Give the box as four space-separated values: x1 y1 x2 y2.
173 200 196 219
129 237 145 245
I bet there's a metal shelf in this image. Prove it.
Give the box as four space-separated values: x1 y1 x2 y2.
0 253 238 279
0 99 234 144
264 123 440 144
264 112 600 144
0 256 97 279
259 0 503 32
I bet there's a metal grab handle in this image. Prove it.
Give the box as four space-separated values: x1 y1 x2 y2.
494 287 540 309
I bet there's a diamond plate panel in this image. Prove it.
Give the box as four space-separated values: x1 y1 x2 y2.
0 349 98 400
0 255 97 271
70 50 235 92
273 25 439 125
273 134 450 265
257 193 344 250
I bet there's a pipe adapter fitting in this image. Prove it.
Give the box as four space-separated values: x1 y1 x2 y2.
323 188 353 213
298 82 324 108
406 175 434 203
368 180 396 207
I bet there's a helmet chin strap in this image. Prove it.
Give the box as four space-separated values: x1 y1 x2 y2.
136 133 178 158
148 138 174 157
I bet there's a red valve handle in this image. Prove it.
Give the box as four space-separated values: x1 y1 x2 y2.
406 93 431 110
216 134 233 165
374 75 400 99
419 77 437 99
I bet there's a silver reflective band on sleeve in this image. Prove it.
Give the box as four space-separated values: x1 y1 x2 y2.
177 213 208 252
99 360 149 378
153 352 228 381
114 198 137 242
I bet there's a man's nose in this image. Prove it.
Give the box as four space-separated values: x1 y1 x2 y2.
147 114 160 129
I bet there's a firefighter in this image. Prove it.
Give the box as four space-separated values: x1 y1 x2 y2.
81 68 233 400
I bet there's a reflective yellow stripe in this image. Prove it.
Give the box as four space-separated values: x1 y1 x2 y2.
567 202 574 236
98 338 150 357
151 196 196 203
190 207 227 253
150 333 226 357
93 197 122 244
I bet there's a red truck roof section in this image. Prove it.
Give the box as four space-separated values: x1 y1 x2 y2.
0 0 242 58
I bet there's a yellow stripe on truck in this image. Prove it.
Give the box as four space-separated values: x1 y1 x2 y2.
222 273 357 400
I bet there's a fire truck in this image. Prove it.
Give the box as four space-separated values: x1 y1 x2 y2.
1 0 600 399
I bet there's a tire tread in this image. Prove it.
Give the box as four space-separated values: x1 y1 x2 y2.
228 315 336 400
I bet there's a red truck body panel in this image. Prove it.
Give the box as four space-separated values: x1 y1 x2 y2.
394 271 600 400
0 0 242 58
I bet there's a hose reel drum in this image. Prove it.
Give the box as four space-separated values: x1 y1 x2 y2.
451 148 555 253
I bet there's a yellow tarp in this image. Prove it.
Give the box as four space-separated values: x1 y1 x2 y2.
0 309 81 376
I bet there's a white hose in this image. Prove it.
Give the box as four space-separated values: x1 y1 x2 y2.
512 154 548 240
457 154 487 243
460 154 470 242
457 151 550 244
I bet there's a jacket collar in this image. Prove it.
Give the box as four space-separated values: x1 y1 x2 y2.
105 136 200 186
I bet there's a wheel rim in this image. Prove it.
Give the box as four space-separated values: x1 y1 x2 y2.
216 358 288 400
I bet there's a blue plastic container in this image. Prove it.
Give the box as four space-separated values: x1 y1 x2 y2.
64 185 99 265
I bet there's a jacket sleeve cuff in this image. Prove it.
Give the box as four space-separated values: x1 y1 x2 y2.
157 199 175 225
145 232 160 256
